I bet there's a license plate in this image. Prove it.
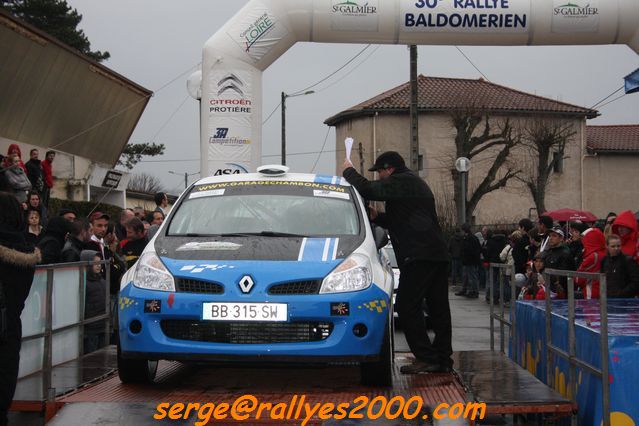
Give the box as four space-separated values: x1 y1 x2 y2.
202 302 288 322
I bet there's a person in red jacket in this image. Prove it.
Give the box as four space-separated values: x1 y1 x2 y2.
611 210 638 263
575 227 607 299
1 144 26 172
40 151 55 208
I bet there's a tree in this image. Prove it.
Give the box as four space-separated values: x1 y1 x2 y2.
117 143 165 170
1 0 110 62
516 119 577 214
448 109 521 225
127 173 165 194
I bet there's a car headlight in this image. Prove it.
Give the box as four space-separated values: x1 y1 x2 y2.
320 253 372 294
133 252 175 292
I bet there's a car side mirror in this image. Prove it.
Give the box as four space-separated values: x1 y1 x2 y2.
373 226 389 250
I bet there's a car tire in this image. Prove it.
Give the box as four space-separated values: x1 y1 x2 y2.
117 344 158 384
114 302 158 384
360 310 393 387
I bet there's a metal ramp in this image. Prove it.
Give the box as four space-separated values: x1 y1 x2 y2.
453 351 575 421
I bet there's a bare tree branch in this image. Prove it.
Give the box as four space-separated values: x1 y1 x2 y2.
127 173 166 194
449 109 522 225
516 119 577 213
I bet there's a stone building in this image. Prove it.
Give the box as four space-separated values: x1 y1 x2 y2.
325 75 637 224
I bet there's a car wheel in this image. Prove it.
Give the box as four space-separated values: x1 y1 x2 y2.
117 341 158 384
360 310 393 387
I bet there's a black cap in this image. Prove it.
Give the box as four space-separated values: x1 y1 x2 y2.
58 208 77 217
368 151 406 172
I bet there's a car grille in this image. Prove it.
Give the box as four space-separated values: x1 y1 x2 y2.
268 280 321 295
160 320 333 344
175 278 224 294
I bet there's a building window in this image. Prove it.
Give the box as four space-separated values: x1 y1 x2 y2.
553 152 564 174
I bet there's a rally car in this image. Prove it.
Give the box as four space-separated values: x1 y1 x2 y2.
116 166 395 386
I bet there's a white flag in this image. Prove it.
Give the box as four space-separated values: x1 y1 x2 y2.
345 137 354 162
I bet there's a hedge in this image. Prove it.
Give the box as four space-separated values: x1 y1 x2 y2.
48 198 123 221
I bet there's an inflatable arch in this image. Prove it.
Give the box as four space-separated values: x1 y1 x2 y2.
198 0 639 177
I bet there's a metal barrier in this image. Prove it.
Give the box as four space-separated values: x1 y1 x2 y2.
19 260 111 407
487 263 517 354
542 268 610 426
488 263 611 426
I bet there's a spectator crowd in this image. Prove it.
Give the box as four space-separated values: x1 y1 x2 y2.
0 170 170 425
19 198 169 354
449 211 639 303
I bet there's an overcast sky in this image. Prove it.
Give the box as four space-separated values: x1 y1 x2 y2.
65 0 639 195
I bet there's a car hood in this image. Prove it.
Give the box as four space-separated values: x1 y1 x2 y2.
154 235 363 262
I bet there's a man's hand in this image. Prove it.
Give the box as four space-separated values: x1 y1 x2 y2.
343 159 353 171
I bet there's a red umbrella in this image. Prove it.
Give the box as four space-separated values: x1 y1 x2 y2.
544 208 598 222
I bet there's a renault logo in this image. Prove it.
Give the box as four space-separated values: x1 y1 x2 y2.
238 275 255 293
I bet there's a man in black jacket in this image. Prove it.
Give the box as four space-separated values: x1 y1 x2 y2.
456 223 482 298
343 151 452 373
601 235 639 298
513 218 533 274
541 227 576 298
24 149 44 194
448 229 463 287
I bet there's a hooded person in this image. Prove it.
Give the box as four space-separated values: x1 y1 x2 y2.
575 228 607 299
80 250 107 353
0 155 32 204
1 144 26 172
0 192 41 425
611 210 638 262
37 216 71 264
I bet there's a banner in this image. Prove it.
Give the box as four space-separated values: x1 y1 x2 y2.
401 0 530 33
514 300 639 426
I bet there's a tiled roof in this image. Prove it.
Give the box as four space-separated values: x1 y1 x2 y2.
325 75 598 125
587 125 639 153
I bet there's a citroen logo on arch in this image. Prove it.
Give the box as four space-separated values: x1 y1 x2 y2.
238 275 255 294
218 73 245 96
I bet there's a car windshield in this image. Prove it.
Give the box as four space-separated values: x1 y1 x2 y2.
383 246 398 268
168 181 360 237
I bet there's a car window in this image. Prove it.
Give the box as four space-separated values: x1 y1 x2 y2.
168 181 360 237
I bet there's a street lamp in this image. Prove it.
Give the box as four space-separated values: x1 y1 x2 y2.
281 90 315 166
169 170 200 189
455 157 472 226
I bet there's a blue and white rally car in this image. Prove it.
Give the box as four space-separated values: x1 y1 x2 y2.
117 166 395 386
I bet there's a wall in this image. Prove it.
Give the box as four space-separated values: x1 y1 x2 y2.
583 154 639 217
